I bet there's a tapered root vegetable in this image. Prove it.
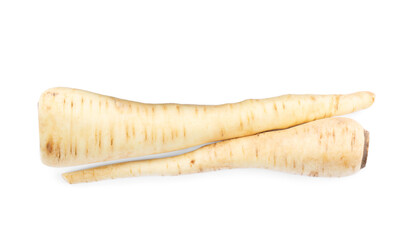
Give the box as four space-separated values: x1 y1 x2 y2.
39 87 374 167
63 118 369 184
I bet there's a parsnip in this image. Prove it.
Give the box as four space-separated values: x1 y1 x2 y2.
39 88 374 167
63 118 369 184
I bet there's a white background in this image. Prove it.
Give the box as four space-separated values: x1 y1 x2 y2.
0 0 409 239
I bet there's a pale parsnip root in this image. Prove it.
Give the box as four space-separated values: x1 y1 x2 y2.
39 88 374 167
63 118 369 184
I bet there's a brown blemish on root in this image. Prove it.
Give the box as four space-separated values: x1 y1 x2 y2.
220 129 224 137
144 129 148 141
273 103 278 111
195 107 198 115
190 160 195 164
183 127 186 137
255 148 258 157
176 106 180 113
282 103 286 110
177 163 181 174
239 120 244 130
132 126 136 137
171 130 178 139
94 129 98 145
53 140 60 160
309 171 319 177
46 136 53 154
71 101 73 108
98 130 102 148
310 96 316 101
351 132 356 150
46 91 59 97
361 130 370 169
335 95 340 111
152 107 155 113
343 158 349 168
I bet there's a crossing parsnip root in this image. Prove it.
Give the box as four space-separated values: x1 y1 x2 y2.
39 88 374 167
63 118 370 184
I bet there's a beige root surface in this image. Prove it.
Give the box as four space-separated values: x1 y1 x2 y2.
63 118 368 184
39 87 374 167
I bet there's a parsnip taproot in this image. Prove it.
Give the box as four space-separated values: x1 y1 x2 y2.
63 118 369 184
39 88 374 167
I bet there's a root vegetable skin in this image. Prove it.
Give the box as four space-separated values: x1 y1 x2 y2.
39 88 374 167
63 118 369 184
